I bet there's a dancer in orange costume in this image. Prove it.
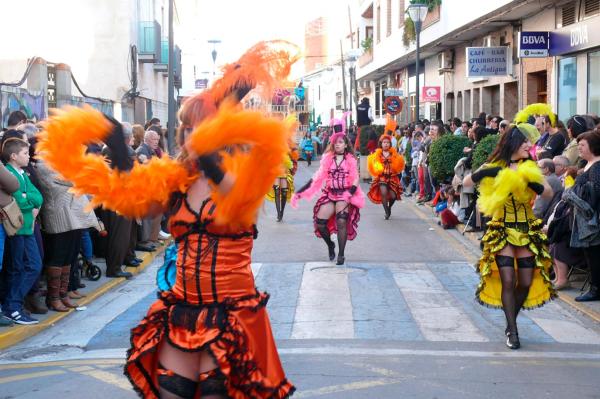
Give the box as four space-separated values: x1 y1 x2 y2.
367 134 405 219
38 41 299 399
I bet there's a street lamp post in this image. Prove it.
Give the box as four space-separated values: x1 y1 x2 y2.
407 2 428 122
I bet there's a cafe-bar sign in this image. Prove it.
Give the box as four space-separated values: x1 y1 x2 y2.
466 46 511 78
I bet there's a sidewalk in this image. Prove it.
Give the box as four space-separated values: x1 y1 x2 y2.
409 197 600 324
0 244 168 350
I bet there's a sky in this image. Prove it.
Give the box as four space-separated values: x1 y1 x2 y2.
175 0 351 85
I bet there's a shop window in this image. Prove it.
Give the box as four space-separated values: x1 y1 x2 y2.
589 51 600 115
558 57 578 122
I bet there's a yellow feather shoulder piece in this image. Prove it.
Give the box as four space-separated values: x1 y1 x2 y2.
477 160 541 217
37 106 195 218
514 103 556 127
187 104 292 228
367 150 383 177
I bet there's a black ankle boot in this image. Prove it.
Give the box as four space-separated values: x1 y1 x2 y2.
506 331 520 349
327 242 336 261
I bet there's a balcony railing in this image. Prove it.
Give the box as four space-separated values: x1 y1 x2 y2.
138 20 161 62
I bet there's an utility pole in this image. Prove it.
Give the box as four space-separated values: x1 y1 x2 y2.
340 40 347 113
167 0 176 155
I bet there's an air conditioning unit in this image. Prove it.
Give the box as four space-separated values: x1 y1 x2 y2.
437 50 454 73
482 34 500 47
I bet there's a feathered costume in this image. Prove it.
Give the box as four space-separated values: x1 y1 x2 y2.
292 150 365 240
476 159 556 309
367 146 405 204
37 41 299 399
266 153 296 203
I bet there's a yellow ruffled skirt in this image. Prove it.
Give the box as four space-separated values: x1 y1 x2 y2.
476 218 556 309
266 173 294 203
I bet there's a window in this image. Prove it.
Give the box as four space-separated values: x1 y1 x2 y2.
387 0 392 36
336 92 342 110
558 2 577 27
377 5 381 42
398 0 405 27
375 83 381 117
589 51 600 115
558 57 578 122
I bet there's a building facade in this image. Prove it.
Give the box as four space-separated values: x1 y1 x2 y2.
351 0 600 126
0 0 182 127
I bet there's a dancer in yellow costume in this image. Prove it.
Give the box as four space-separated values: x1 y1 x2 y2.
266 148 297 222
463 123 556 350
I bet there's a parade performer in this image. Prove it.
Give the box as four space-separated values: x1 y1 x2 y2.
37 41 298 399
266 147 298 222
367 134 405 219
292 132 365 265
463 123 555 350
300 132 315 166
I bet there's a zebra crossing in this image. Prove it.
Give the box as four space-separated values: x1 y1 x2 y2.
252 261 600 345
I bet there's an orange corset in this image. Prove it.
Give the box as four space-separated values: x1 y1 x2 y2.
169 196 257 305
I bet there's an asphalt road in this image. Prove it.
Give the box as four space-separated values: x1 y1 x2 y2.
1 159 599 399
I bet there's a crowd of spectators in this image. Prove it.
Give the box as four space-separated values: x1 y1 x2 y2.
358 109 600 302
0 111 171 327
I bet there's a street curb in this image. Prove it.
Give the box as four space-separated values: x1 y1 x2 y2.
408 200 600 324
0 244 167 351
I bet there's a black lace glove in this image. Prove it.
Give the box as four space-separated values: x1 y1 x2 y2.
197 153 225 185
349 185 357 195
295 179 313 194
104 115 133 172
470 166 501 183
528 182 544 195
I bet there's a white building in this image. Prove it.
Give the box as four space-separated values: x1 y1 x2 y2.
0 0 183 126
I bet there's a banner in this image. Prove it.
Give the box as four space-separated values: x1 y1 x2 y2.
421 86 441 102
466 47 511 77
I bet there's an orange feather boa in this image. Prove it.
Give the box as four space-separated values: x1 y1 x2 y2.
36 106 195 219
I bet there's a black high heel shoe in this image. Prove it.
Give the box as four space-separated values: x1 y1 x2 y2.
336 255 345 265
327 242 336 261
506 331 520 349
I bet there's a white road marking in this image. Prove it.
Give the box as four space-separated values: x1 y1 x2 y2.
390 263 489 342
528 302 600 345
291 263 354 339
251 262 263 278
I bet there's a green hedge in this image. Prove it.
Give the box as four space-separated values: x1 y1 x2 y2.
472 134 500 170
429 134 471 181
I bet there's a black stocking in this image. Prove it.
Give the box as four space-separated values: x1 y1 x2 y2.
336 212 349 258
389 191 397 211
157 364 198 399
307 153 312 166
273 185 281 220
515 257 535 317
280 188 288 219
379 184 390 217
316 218 335 260
496 255 517 334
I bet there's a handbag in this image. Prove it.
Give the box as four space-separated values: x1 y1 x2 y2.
0 198 24 236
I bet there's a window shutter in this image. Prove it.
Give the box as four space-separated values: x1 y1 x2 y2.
562 3 576 26
584 0 600 16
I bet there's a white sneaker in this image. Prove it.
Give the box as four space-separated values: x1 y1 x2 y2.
158 230 171 240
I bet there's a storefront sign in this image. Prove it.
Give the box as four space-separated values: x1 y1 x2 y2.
466 47 511 77
384 88 404 97
384 96 403 115
421 86 441 102
550 14 600 56
519 32 549 58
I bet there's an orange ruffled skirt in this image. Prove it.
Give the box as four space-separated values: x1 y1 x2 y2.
125 289 294 399
367 175 403 204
